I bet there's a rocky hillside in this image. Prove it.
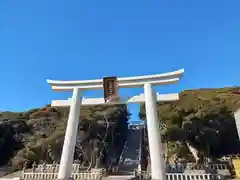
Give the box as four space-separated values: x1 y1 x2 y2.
139 87 240 163
1 86 240 173
0 104 130 171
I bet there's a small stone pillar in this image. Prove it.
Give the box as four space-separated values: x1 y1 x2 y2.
43 162 47 172
32 161 37 172
23 161 28 171
52 161 57 172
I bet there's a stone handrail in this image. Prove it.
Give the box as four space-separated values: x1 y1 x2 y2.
166 173 223 180
30 164 87 173
22 172 101 180
138 171 224 180
165 163 229 172
22 165 106 180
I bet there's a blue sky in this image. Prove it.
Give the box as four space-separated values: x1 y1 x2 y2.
0 0 240 122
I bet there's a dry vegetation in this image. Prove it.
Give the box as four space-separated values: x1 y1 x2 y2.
140 87 240 163
0 104 130 170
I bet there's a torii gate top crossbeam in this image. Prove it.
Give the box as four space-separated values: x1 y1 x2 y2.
47 69 184 91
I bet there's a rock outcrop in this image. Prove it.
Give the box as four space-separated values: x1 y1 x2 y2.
0 104 130 171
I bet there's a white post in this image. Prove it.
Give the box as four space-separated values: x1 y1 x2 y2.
144 83 166 180
138 126 142 173
234 109 240 142
58 88 82 180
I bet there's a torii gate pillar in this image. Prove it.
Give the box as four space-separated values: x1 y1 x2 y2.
58 88 81 179
144 83 165 180
47 69 184 180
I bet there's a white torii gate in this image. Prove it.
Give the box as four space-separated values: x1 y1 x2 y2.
234 109 240 142
46 68 184 180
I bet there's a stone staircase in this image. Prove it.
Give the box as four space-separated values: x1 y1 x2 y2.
118 128 142 171
101 127 142 180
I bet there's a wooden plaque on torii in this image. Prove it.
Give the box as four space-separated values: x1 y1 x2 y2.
103 76 118 103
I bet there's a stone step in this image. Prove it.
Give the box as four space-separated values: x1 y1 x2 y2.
102 175 134 180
